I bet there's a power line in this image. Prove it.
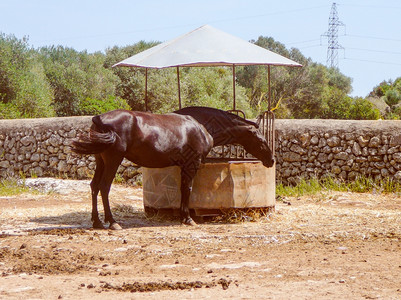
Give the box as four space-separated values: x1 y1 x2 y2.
32 5 330 45
345 46 401 56
209 5 328 25
343 57 401 66
344 34 401 43
298 44 323 50
285 38 321 45
340 4 401 10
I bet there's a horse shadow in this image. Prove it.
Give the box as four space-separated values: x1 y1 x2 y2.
28 208 208 232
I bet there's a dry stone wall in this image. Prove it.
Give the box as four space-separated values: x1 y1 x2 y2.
0 116 140 184
1 117 401 185
275 119 401 184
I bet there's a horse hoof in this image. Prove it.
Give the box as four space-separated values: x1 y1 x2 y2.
109 222 122 230
182 218 197 226
93 222 105 229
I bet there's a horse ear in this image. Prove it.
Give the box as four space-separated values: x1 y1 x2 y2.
256 114 262 128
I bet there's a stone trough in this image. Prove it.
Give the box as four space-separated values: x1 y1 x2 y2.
142 160 275 216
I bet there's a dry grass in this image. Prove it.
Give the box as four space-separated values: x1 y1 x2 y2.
0 179 400 246
212 207 275 223
269 191 401 243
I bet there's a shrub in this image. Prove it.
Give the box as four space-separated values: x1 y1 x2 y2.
349 97 381 120
384 89 401 108
78 96 130 115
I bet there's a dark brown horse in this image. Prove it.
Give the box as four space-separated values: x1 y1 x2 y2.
174 106 275 168
72 109 213 229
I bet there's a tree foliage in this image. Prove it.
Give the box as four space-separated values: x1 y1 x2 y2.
0 33 54 118
236 36 358 119
104 41 160 111
368 77 401 119
0 32 387 120
39 46 123 116
104 43 252 115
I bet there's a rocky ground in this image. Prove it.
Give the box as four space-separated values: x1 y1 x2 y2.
0 178 400 299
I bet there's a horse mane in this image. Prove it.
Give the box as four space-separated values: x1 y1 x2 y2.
256 114 263 128
176 106 259 129
226 111 259 129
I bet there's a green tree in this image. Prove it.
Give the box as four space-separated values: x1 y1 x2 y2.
104 41 159 111
322 87 352 119
106 43 254 115
0 102 21 119
237 36 353 119
369 80 391 97
384 89 401 108
0 33 55 118
349 97 381 120
369 77 401 119
39 46 122 116
327 67 352 94
182 67 252 116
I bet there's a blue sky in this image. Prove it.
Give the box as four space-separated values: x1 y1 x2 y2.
1 0 400 97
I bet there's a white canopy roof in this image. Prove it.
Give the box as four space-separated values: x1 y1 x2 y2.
113 25 302 69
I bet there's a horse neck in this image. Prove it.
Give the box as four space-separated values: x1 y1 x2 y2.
179 108 256 147
207 120 246 146
235 128 259 149
231 125 272 160
212 125 257 148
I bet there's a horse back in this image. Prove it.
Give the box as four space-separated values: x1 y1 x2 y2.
136 112 213 154
93 110 213 167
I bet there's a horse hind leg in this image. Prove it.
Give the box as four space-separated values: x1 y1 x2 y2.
99 154 124 230
90 154 105 229
180 167 197 226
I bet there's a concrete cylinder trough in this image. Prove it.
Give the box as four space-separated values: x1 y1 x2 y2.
142 161 275 216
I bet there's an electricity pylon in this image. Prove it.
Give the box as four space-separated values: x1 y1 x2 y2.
322 3 345 68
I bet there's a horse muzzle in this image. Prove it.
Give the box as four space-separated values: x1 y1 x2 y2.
263 158 275 168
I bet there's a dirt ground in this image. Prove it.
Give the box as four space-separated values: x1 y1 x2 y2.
0 178 400 299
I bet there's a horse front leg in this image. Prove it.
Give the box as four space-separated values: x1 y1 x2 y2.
180 170 197 226
90 154 104 229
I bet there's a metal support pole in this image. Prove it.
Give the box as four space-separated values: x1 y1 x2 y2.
232 65 236 111
177 66 182 109
144 68 148 111
268 65 271 111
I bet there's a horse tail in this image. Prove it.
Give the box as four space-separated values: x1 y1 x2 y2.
71 115 117 154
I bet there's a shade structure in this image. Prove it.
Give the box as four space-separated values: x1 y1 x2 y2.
113 25 302 111
113 25 302 69
113 25 289 213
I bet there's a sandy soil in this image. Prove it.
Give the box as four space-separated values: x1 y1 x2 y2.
0 178 400 299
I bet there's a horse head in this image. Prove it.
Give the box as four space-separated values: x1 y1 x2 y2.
174 107 275 168
235 122 275 168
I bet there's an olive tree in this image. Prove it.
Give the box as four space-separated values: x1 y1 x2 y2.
0 33 54 118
